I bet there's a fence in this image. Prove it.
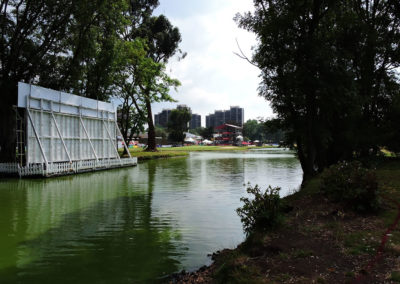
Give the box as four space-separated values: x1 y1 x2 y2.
0 158 137 177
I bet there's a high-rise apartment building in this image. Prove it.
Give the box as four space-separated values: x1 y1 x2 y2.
205 106 244 128
189 114 201 129
228 106 244 126
214 110 225 127
205 114 215 128
154 109 172 127
155 105 201 129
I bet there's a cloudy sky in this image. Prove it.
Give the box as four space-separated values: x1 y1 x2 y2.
152 0 274 126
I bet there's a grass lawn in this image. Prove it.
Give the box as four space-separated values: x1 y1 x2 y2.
120 145 278 160
119 148 188 160
158 145 250 152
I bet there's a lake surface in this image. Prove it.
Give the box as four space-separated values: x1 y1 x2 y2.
0 149 302 283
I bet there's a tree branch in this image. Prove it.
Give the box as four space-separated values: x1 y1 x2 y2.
233 38 259 68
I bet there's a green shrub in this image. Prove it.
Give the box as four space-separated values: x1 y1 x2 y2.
320 161 380 212
236 184 283 236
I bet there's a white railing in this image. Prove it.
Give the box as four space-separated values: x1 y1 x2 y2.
0 157 137 177
0 163 19 173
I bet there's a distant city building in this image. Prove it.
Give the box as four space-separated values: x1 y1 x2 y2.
214 110 225 127
155 105 201 129
227 106 244 127
205 106 244 128
206 114 214 128
154 109 172 127
189 114 201 129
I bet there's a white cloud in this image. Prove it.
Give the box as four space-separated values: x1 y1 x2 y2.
153 0 274 126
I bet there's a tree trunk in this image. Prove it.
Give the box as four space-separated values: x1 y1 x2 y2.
0 80 18 162
296 134 318 186
120 107 130 156
145 97 157 151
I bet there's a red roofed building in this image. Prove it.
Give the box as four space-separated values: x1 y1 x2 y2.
214 124 243 145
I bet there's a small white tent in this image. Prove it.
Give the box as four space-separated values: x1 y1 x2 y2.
184 137 195 143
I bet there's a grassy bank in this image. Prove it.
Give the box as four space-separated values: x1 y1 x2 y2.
159 145 249 152
175 158 400 283
120 148 188 161
130 150 188 161
121 145 278 161
157 145 277 152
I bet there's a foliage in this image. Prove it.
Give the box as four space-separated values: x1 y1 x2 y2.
243 119 285 143
243 119 284 143
243 119 262 142
58 0 129 100
155 126 168 140
167 107 191 143
0 0 76 161
115 38 179 149
236 184 284 236
382 94 400 154
391 271 400 282
0 0 182 160
124 9 183 151
320 161 380 213
261 118 286 144
1 0 74 83
0 0 129 161
236 0 400 180
117 104 146 152
193 127 214 140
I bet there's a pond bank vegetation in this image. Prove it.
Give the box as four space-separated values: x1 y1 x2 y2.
171 157 400 283
121 145 279 161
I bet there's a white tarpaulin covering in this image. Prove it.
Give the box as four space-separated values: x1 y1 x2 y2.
18 82 115 119
184 137 195 143
18 83 119 164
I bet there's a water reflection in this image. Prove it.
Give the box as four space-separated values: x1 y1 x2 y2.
0 150 302 283
0 166 183 283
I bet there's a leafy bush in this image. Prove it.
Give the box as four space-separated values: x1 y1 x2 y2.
320 161 380 212
236 184 283 236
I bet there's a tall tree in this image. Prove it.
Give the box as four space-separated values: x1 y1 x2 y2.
127 9 182 151
0 0 75 162
39 0 129 100
167 107 191 144
0 0 131 162
194 127 214 140
115 38 179 151
117 104 146 154
243 119 263 141
236 0 400 180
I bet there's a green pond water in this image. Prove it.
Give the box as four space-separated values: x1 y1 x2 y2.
0 149 302 283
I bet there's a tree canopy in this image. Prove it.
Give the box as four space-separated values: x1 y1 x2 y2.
0 0 182 161
236 0 400 180
126 12 182 151
167 107 191 144
243 120 263 142
193 127 214 140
